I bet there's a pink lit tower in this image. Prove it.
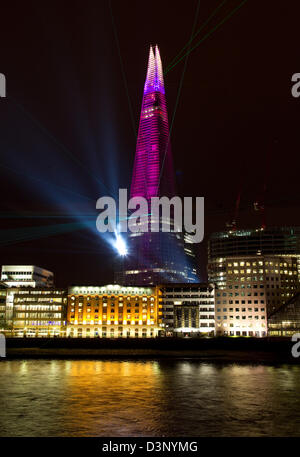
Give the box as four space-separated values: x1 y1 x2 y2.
131 45 175 201
117 45 198 285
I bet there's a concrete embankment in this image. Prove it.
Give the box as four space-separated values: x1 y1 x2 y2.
3 337 299 364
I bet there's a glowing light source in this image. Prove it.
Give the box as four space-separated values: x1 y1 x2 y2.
114 233 127 256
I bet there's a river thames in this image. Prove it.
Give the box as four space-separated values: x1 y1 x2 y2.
0 360 300 436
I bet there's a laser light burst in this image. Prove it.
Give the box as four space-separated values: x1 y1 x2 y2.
114 233 127 256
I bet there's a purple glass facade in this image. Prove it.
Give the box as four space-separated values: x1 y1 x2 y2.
131 45 175 200
116 46 198 286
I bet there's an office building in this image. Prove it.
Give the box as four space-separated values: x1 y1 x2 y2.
208 227 300 336
8 288 67 337
158 283 215 336
0 282 8 328
268 291 300 336
1 265 54 288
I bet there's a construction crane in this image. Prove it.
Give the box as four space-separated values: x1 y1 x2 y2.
253 141 273 229
226 190 241 231
226 141 274 231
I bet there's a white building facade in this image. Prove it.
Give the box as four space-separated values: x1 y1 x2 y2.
1 265 54 288
158 283 215 336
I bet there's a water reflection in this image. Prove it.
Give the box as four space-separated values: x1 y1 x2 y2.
0 360 300 436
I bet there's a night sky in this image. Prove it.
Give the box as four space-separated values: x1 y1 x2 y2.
0 0 300 286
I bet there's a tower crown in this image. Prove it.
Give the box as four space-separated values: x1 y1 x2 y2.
144 45 165 95
131 45 174 199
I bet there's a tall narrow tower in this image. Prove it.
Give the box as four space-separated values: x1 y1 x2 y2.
131 45 175 200
117 45 198 285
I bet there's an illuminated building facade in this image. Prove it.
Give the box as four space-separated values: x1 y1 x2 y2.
183 232 199 280
0 282 8 326
158 283 215 336
7 288 67 337
208 228 300 336
1 265 54 288
130 45 174 201
268 291 300 336
67 285 161 338
212 258 268 337
119 45 198 285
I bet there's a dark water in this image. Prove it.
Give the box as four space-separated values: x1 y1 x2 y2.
1 360 300 436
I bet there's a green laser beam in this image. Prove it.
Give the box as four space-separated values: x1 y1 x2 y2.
0 212 97 219
165 0 248 74
0 221 88 247
8 95 116 199
157 0 202 193
0 161 94 202
109 0 137 140
165 0 227 73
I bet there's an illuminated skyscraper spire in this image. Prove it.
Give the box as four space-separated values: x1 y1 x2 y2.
143 45 156 94
153 44 165 93
116 46 198 286
143 45 165 95
131 45 174 200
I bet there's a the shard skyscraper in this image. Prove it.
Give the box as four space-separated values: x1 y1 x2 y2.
117 45 198 285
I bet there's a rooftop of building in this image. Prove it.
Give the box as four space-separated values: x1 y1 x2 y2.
1 265 54 275
12 287 66 293
157 282 214 289
210 226 300 240
68 285 155 295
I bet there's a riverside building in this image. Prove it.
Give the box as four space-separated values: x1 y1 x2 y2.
0 282 8 326
7 288 67 337
208 227 300 337
1 265 54 288
268 291 300 336
67 285 161 338
158 283 215 336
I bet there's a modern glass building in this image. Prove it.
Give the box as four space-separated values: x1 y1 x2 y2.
209 227 300 260
4 288 67 337
268 291 300 336
157 283 215 337
117 45 197 285
208 227 300 336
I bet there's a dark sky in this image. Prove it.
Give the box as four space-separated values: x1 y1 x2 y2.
0 0 300 286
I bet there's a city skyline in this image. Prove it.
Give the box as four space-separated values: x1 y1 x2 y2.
2 1 300 446
0 1 300 287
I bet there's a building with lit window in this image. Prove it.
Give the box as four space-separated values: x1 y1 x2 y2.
183 232 198 281
268 291 300 336
0 282 8 329
208 227 300 337
117 45 198 286
67 285 161 338
7 288 67 337
157 283 215 336
1 265 54 288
